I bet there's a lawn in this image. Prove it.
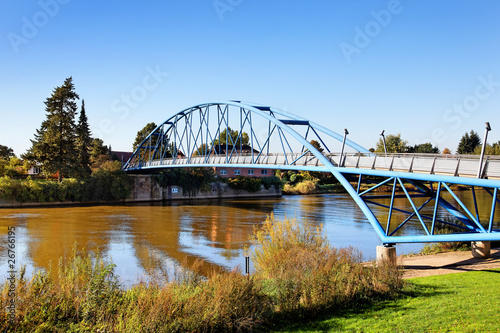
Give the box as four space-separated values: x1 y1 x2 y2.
275 269 500 332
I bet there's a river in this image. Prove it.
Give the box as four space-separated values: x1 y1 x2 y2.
0 191 497 287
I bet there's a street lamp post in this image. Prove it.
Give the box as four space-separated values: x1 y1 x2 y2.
477 122 491 178
339 128 349 167
380 130 387 157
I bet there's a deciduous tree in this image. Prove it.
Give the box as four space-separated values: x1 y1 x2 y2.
473 141 500 155
0 157 24 177
90 138 109 158
375 133 408 153
89 138 110 170
133 122 157 151
310 140 324 154
193 143 209 157
213 127 249 146
406 142 440 154
0 145 14 160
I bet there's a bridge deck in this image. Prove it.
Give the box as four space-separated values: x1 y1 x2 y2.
127 153 500 180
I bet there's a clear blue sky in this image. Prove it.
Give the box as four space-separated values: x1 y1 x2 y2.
1 0 499 155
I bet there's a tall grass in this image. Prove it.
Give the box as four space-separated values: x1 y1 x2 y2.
250 214 403 317
1 216 403 332
1 248 122 331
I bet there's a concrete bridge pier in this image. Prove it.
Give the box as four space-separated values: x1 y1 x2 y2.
471 241 491 259
376 244 396 265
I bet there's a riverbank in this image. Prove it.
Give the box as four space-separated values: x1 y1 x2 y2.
130 174 281 202
0 174 282 208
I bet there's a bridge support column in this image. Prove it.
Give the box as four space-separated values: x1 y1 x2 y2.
471 241 491 259
376 244 396 265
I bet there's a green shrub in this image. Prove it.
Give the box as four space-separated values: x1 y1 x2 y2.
228 176 262 192
261 176 282 190
155 168 215 196
0 171 132 203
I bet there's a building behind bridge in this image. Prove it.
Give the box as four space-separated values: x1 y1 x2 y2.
211 144 274 178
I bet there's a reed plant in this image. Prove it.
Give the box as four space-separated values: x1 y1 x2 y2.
250 214 403 318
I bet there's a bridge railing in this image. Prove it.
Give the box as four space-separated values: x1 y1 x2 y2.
340 153 500 179
126 152 500 179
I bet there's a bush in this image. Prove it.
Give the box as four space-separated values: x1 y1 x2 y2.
282 180 318 194
261 176 282 190
155 168 215 196
0 249 122 332
0 171 133 203
228 176 262 192
1 249 268 333
250 214 403 316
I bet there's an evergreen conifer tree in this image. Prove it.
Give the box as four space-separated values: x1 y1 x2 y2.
457 130 481 154
76 99 92 176
25 77 80 181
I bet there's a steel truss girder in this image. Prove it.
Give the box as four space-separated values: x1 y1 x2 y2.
354 173 500 243
123 101 500 244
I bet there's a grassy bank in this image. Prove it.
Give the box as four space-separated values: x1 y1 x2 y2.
1 215 402 332
276 268 500 332
0 170 132 204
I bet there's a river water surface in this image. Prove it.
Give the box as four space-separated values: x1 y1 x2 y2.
0 191 497 286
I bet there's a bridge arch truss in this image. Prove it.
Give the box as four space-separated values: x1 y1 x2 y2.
124 101 500 244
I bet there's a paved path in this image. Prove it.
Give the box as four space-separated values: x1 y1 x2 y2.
402 248 500 279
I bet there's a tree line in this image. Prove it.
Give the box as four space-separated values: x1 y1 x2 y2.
131 122 250 158
370 131 500 155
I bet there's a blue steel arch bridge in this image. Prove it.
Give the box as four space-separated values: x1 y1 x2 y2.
123 101 500 245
